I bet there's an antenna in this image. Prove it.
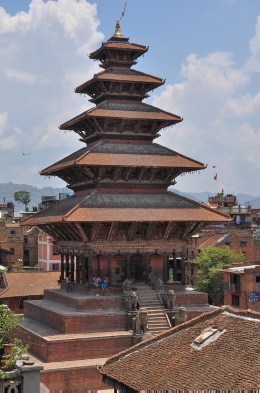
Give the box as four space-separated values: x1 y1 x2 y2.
119 1 127 22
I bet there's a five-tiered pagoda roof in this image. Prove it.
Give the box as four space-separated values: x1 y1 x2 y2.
23 22 229 252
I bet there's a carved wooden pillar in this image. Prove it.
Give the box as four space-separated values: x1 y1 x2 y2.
163 254 168 283
65 254 70 278
107 254 112 284
82 256 87 285
97 254 101 274
173 253 177 282
126 255 131 279
71 255 75 283
61 254 65 280
87 255 93 287
76 255 80 284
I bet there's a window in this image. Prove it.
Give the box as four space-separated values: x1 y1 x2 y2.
52 245 59 255
225 242 231 246
10 248 15 254
10 230 16 235
256 276 260 283
24 236 28 243
232 294 240 307
52 264 59 271
240 241 247 247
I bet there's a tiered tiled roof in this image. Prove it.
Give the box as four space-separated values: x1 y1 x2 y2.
41 143 205 175
23 22 230 233
100 306 260 391
22 192 230 226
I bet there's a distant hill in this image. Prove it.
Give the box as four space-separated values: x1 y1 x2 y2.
1 182 259 210
0 182 71 210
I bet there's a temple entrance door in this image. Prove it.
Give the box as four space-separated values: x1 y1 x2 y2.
130 254 145 282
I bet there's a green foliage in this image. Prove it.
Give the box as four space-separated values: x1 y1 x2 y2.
194 246 245 305
0 305 18 347
0 306 28 376
13 190 31 209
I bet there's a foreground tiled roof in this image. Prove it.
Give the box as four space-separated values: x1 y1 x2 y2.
21 191 230 226
41 142 205 175
100 306 260 392
0 272 60 298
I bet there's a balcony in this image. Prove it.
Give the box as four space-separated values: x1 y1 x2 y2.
223 282 241 293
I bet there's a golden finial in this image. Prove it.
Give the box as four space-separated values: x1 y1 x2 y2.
113 20 124 38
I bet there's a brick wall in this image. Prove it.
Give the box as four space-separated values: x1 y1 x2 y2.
40 366 108 393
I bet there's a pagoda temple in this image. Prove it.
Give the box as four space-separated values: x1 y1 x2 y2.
23 22 229 287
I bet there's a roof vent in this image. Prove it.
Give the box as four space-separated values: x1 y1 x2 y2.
191 326 225 350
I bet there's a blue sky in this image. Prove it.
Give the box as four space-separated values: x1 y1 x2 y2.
0 0 260 196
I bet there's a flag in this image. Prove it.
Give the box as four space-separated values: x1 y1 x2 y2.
3 197 5 203
214 174 217 180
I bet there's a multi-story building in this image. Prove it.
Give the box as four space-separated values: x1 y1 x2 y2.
0 222 38 267
38 231 61 271
222 264 260 312
208 193 251 228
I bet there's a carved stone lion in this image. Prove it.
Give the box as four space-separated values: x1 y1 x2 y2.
166 289 176 309
128 290 139 311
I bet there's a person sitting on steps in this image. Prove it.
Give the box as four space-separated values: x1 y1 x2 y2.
97 275 109 296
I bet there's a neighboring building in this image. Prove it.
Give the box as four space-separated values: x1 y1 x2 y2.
208 193 251 228
0 222 24 266
100 306 260 391
222 264 260 312
186 228 260 288
251 208 260 227
0 202 14 220
38 231 61 271
0 222 38 267
195 228 260 263
0 271 60 313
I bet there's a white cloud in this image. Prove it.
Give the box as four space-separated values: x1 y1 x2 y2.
0 112 8 136
246 15 260 72
3 67 47 84
153 38 260 194
0 0 102 185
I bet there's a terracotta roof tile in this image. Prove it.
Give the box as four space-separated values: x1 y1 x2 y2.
75 69 164 93
0 272 60 298
41 143 205 175
21 192 230 226
100 306 260 391
60 104 182 130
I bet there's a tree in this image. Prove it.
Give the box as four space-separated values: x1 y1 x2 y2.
14 191 31 210
194 246 245 306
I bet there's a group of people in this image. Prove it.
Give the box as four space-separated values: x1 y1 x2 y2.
91 274 110 296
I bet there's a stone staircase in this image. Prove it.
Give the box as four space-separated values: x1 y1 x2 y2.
134 282 171 335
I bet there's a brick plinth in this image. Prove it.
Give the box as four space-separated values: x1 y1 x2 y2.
24 300 127 333
44 289 122 310
16 325 133 362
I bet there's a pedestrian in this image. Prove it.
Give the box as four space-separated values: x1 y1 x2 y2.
66 275 72 293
